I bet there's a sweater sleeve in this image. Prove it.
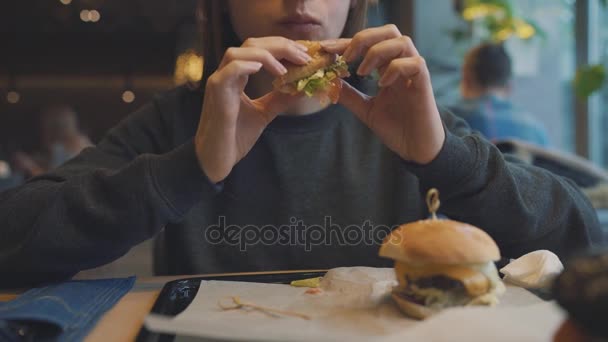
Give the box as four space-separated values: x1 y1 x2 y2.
0 88 219 287
404 108 602 261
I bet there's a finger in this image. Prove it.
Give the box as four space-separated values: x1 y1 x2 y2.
377 57 428 88
254 90 304 121
343 24 402 62
357 36 418 76
337 79 373 124
319 38 351 54
378 64 389 76
210 61 263 92
220 47 287 77
242 36 312 65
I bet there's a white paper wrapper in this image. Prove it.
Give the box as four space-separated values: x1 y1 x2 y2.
500 250 564 289
145 267 564 342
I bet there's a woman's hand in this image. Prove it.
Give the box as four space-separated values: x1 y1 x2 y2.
322 25 445 164
196 37 310 183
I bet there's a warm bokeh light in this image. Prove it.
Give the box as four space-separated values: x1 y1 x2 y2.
80 10 100 23
7 91 20 104
59 0 72 5
122 90 136 103
0 160 10 178
174 50 204 85
89 10 101 23
80 10 90 22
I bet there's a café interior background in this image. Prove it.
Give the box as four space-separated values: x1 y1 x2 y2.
1 0 608 277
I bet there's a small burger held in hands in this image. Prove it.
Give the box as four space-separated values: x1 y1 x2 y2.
272 40 350 104
379 189 505 320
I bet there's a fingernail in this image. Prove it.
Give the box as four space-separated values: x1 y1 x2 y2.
343 47 353 62
320 39 339 47
279 64 288 75
301 53 312 62
356 65 366 76
296 43 308 51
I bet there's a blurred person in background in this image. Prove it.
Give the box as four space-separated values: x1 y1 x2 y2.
449 42 550 147
12 105 93 178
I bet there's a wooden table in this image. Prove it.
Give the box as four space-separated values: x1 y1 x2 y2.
0 270 326 341
86 284 161 341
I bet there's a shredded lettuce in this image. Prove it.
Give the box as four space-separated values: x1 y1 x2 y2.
294 56 349 97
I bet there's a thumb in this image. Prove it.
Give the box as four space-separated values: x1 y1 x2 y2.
338 80 372 124
320 38 351 54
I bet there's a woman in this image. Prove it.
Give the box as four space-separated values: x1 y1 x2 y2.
0 0 600 286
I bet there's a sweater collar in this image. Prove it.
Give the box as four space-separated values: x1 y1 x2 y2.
265 104 343 134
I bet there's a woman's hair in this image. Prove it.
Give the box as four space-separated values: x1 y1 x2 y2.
196 0 372 86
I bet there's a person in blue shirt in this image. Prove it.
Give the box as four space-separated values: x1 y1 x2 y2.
448 42 550 147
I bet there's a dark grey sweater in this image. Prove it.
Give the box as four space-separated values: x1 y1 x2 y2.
0 86 601 286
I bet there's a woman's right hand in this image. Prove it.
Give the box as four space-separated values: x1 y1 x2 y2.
195 37 311 183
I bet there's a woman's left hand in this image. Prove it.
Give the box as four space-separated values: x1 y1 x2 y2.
321 25 444 164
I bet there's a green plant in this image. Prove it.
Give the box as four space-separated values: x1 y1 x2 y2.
450 0 544 44
574 65 606 99
573 0 607 99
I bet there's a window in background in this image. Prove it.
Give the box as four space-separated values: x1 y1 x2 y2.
597 2 608 167
415 0 576 152
507 0 576 152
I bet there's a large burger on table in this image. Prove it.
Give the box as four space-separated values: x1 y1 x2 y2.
379 190 505 319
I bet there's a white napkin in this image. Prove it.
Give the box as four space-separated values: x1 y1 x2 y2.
500 250 563 289
319 267 398 308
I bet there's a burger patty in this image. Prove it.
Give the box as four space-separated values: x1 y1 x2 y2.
411 276 465 291
400 275 471 307
396 292 426 305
